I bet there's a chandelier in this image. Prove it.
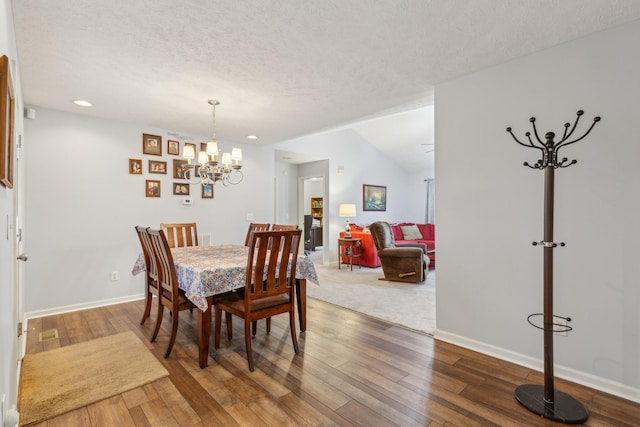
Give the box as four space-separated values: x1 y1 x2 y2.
182 100 243 186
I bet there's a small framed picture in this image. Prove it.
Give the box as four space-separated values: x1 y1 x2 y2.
173 182 190 195
202 183 214 199
142 133 162 156
148 160 167 174
200 142 208 153
145 180 160 197
129 158 142 174
167 140 179 155
363 184 387 211
173 159 188 179
184 142 196 157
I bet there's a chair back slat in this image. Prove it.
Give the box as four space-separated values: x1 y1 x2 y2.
244 223 271 246
245 229 302 302
160 222 198 248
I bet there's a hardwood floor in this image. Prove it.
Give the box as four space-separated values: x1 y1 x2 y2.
23 298 639 426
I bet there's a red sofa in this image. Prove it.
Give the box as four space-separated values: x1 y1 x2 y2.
340 223 435 268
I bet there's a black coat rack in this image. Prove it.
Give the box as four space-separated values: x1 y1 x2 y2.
506 110 600 424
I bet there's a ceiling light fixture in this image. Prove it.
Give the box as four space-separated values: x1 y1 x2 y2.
182 100 243 186
72 99 93 107
247 135 258 140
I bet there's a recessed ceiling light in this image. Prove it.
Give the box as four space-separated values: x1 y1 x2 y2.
73 99 93 107
247 135 258 140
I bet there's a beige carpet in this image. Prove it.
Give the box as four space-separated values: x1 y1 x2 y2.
308 254 436 335
19 331 169 426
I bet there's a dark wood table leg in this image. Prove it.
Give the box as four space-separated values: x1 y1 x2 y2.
295 279 307 332
197 296 213 368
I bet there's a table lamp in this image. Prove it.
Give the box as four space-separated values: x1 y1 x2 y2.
339 203 357 239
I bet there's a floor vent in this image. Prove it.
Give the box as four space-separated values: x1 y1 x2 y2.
38 329 59 342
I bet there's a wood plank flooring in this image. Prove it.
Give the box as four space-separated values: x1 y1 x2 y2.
23 298 639 426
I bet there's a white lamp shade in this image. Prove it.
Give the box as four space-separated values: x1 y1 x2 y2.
231 148 242 162
339 203 356 217
221 152 232 165
206 141 218 155
182 145 195 160
197 151 209 164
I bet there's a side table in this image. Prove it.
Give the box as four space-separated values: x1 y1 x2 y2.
338 238 362 270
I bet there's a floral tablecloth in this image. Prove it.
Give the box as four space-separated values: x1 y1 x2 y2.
132 244 319 311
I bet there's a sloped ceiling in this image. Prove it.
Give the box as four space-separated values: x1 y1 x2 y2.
11 1 640 173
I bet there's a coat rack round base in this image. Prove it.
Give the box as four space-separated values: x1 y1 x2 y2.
515 385 588 424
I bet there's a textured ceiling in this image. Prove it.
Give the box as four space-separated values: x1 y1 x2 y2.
11 1 640 173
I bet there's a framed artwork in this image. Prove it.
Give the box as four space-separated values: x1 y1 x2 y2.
202 183 214 199
184 142 196 157
363 184 387 211
148 160 167 174
0 55 15 188
167 140 179 155
200 142 208 153
129 158 142 174
142 133 162 155
145 180 161 197
173 159 188 179
173 182 190 195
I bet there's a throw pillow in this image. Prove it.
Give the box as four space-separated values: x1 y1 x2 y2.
400 224 423 240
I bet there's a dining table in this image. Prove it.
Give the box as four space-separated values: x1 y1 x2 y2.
132 244 319 368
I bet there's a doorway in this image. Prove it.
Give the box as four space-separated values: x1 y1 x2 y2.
302 176 324 264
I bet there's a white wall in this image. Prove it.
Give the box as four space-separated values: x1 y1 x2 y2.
435 19 640 401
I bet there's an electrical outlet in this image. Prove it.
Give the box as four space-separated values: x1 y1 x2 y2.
111 271 119 281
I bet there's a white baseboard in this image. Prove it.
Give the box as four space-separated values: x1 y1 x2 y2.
24 294 144 321
434 329 640 404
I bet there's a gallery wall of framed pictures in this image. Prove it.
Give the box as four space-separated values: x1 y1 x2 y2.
131 133 213 200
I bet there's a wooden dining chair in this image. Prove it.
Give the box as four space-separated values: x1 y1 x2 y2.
135 226 159 327
250 225 297 335
260 223 300 329
147 228 198 358
160 222 198 248
243 223 270 246
215 229 302 371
